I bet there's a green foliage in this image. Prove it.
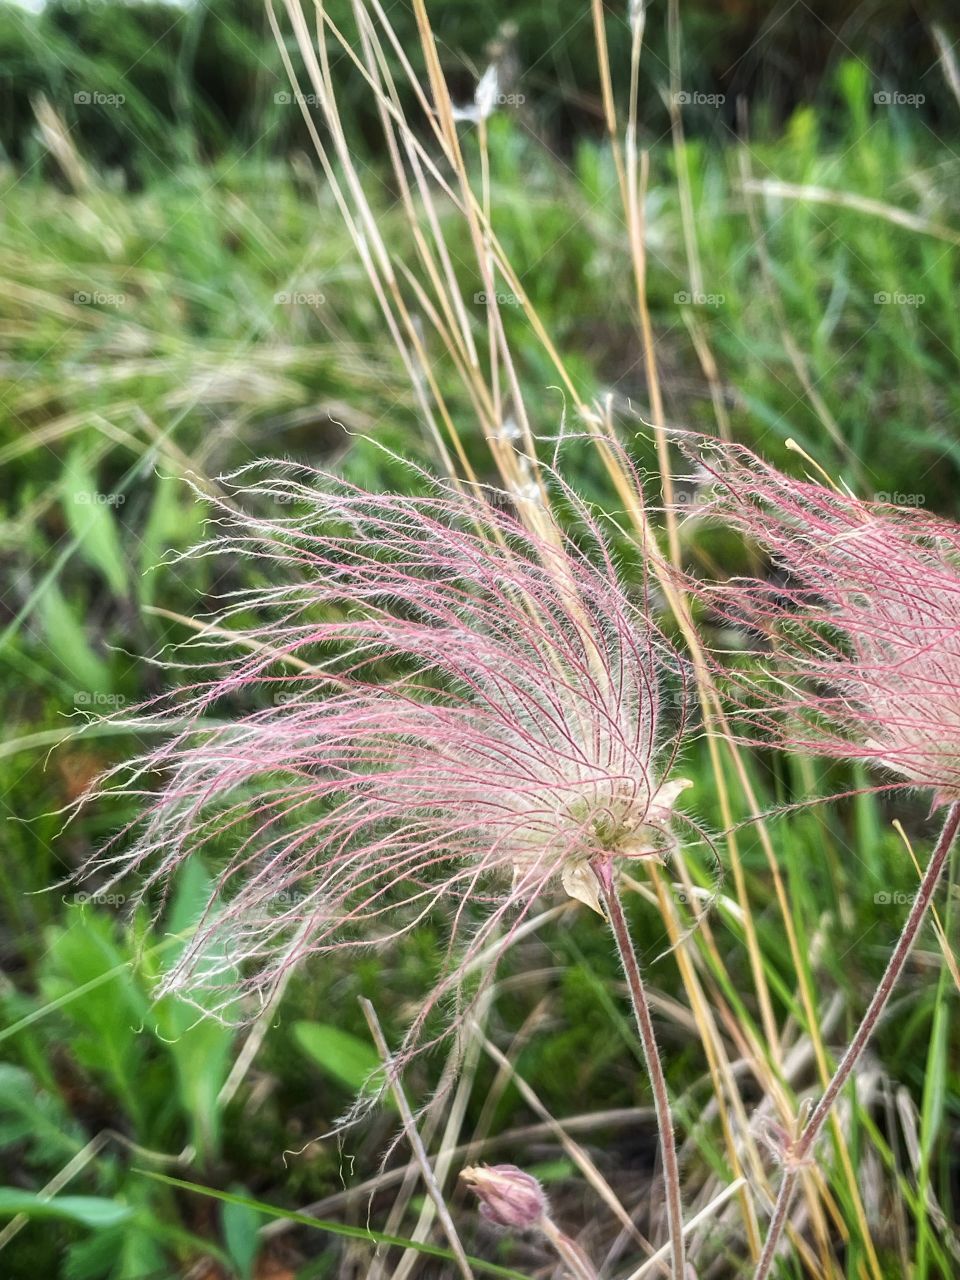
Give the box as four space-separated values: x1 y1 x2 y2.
292 1022 387 1099
2 11 960 1277
140 1172 531 1279
0 870 239 1275
0 1190 133 1228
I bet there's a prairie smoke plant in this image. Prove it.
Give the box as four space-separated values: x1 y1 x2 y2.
461 1164 547 1230
461 1164 598 1279
686 439 960 803
677 439 960 1280
79 464 692 1273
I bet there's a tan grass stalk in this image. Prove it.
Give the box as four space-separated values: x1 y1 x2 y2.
269 5 879 1271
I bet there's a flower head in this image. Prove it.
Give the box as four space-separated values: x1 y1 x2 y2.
460 1164 547 1229
80 464 689 1057
683 439 960 804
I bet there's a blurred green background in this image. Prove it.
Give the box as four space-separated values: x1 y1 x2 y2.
3 1 960 1276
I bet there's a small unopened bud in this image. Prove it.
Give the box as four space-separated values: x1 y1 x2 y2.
460 1163 547 1229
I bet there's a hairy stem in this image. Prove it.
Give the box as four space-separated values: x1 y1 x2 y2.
539 1215 601 1280
597 862 686 1280
753 800 960 1280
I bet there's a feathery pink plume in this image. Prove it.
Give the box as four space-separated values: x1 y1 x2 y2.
681 438 960 805
79 463 690 1065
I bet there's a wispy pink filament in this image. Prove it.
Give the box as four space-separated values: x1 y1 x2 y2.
682 439 960 803
80 463 689 1060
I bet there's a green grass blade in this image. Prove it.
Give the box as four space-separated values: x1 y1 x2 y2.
136 1171 529 1279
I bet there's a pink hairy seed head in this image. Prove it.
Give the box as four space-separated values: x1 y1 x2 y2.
680 438 960 805
79 462 691 1059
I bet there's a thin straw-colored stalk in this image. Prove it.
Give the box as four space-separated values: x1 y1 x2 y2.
588 7 792 1119
752 802 960 1280
386 994 491 1280
268 0 469 484
360 999 475 1280
666 0 703 300
270 4 851 1268
661 0 731 444
624 1177 747 1280
477 1031 657 1259
736 177 960 248
589 60 875 1271
591 0 680 568
634 867 767 1262
538 1216 600 1280
592 398 868 1270
588 16 815 1238
734 104 859 475
916 834 960 1277
893 820 960 993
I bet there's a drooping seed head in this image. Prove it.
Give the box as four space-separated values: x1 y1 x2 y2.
679 438 960 805
460 1164 547 1229
78 463 691 1060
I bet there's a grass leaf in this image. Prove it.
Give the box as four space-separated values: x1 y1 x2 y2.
136 1171 529 1279
0 1189 133 1228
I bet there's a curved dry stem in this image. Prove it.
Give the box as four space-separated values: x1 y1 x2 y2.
539 1214 600 1280
753 800 960 1280
597 861 686 1280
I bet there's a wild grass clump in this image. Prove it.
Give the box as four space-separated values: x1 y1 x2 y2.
3 3 960 1279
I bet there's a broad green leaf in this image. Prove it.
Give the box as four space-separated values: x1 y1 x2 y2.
0 1189 132 1228
64 450 128 596
293 1021 385 1096
138 474 199 605
39 584 110 693
222 1190 263 1280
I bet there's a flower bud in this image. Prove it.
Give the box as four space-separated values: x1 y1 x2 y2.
460 1164 547 1229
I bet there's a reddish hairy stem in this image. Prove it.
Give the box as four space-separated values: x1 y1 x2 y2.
753 800 960 1280
597 862 686 1280
539 1216 600 1280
